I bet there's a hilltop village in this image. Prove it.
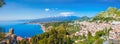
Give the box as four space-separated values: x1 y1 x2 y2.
72 21 120 44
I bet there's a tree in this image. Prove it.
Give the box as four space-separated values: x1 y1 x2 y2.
0 0 5 7
104 27 112 40
93 38 104 44
95 30 105 39
31 25 73 44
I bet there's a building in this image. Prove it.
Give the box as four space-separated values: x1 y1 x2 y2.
0 28 18 44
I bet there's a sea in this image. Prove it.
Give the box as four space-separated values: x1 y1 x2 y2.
0 21 44 38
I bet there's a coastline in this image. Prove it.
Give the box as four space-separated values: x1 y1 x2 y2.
39 24 47 32
26 22 47 32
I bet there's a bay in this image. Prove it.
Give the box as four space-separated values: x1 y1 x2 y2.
0 21 43 38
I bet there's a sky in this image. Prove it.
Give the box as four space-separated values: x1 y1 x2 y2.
0 0 120 21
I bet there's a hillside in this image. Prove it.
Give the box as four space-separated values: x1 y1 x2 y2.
92 7 120 22
76 16 91 21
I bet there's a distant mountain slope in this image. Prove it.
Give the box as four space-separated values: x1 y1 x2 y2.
92 7 120 22
30 16 79 23
76 16 91 21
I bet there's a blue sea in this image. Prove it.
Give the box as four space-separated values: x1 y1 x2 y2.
0 21 43 38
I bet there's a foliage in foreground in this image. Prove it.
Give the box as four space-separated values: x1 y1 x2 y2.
0 0 5 7
31 24 74 44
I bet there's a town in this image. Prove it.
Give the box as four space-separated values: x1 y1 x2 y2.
73 21 120 44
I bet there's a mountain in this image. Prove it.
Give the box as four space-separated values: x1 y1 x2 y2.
30 16 79 23
76 16 91 21
92 7 120 22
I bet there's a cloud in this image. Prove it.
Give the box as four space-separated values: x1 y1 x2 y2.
45 8 50 12
44 8 58 12
60 12 74 16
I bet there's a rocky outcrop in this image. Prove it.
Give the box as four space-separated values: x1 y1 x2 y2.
0 28 18 44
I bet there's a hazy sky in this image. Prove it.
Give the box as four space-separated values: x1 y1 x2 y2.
0 0 120 20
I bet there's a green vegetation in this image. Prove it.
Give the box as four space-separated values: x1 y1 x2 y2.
18 39 30 44
31 24 74 44
30 21 81 44
92 7 120 22
43 21 81 34
77 16 91 21
0 0 5 7
92 17 115 22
